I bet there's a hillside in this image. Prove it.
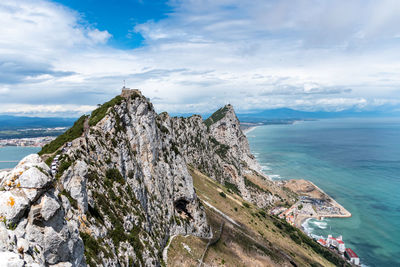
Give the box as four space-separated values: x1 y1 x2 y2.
0 89 349 266
166 168 349 267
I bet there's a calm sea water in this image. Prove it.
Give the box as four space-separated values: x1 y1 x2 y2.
247 118 400 267
0 146 40 169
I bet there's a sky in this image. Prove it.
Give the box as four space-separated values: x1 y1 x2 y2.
1 0 400 117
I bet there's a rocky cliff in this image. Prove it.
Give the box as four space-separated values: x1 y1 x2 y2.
0 89 280 266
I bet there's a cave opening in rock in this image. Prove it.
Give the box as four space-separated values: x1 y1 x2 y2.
174 198 193 220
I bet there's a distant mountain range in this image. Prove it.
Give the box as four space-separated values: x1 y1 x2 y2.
173 107 400 123
0 115 76 130
1 107 399 131
236 108 400 123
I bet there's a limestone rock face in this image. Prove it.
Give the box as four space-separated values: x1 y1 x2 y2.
159 104 276 207
0 89 274 266
0 155 85 267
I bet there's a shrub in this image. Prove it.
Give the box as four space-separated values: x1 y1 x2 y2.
244 177 271 194
224 181 240 195
171 142 180 156
216 144 230 158
204 106 229 127
219 191 226 198
39 115 87 155
242 202 250 208
59 190 78 209
106 168 125 184
89 95 123 126
80 232 100 265
258 210 267 218
89 96 123 126
56 159 72 180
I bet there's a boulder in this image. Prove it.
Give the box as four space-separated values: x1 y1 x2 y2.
19 167 51 189
17 238 29 253
40 193 60 221
0 251 25 267
62 161 88 213
0 191 29 224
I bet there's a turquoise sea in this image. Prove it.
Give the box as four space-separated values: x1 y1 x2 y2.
247 118 400 267
0 146 40 169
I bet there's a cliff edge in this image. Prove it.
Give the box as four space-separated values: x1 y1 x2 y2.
0 89 346 267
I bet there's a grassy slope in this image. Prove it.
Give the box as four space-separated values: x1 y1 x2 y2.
38 115 88 156
204 106 229 127
39 95 125 158
167 168 348 267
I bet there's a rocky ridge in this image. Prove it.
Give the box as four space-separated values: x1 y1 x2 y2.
0 89 281 266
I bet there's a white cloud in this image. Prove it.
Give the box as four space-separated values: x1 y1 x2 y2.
0 0 400 116
1 104 96 117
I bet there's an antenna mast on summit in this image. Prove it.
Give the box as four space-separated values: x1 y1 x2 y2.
123 80 126 88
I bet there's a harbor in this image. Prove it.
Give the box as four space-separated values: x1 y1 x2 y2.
269 178 361 266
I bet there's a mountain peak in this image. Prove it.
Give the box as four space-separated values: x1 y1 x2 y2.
0 89 350 267
120 88 143 99
204 104 237 128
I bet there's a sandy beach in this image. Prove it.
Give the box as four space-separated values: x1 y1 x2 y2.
243 126 258 135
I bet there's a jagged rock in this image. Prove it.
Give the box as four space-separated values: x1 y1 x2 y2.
0 191 29 224
19 167 51 189
17 238 29 253
50 263 73 267
0 154 85 267
62 160 88 213
0 89 274 266
0 223 7 251
40 193 60 221
0 251 25 267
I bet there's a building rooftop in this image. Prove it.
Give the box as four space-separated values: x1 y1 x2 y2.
345 248 359 258
121 88 142 98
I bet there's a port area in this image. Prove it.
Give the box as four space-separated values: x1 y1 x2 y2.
272 179 352 227
269 179 360 266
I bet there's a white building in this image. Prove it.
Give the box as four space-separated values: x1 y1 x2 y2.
345 248 360 265
317 239 327 247
337 240 345 253
326 235 346 253
327 235 338 247
337 239 345 253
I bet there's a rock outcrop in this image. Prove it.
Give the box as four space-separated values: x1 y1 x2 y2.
159 104 278 207
0 89 278 266
0 154 85 266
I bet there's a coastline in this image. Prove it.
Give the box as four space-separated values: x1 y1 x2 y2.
302 181 351 227
283 179 351 229
243 125 258 135
308 180 352 219
246 126 351 227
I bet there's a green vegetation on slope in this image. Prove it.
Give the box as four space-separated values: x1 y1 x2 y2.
204 106 229 127
171 167 350 267
89 95 124 126
39 115 87 155
244 177 271 194
105 168 125 184
39 95 125 156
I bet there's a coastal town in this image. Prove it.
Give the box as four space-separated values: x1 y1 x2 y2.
0 136 56 148
270 179 361 266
